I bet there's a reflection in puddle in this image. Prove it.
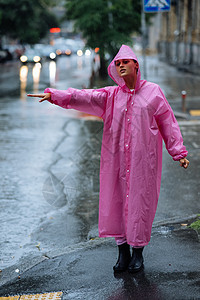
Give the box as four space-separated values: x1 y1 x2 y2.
19 63 42 99
49 61 56 86
19 65 28 100
65 57 71 69
32 63 41 93
77 57 83 69
158 226 175 235
111 271 163 299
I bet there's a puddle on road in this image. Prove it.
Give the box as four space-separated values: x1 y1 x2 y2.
155 226 175 236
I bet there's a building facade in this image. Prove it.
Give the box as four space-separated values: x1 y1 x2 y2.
158 0 200 69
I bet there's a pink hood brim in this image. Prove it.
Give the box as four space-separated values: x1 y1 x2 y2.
108 45 141 91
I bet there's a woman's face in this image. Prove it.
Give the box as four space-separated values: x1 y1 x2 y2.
115 59 138 78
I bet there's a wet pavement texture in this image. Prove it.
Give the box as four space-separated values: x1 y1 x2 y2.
0 55 97 270
0 227 199 299
0 53 200 299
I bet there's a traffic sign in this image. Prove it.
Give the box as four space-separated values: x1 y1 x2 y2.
143 0 170 13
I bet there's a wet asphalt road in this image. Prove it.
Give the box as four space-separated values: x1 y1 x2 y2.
0 53 200 298
0 54 98 270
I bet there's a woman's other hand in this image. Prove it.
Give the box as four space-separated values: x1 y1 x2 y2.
179 158 189 169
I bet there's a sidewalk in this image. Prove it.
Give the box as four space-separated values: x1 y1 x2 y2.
142 55 200 121
0 221 199 299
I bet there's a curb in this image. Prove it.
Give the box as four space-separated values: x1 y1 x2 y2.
173 111 189 120
152 214 198 228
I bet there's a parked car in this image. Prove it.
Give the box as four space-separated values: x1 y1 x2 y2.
0 49 13 63
3 44 25 59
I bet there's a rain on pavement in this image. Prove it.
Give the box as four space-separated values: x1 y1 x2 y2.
0 53 101 270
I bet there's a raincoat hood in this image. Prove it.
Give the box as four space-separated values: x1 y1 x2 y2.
108 45 142 91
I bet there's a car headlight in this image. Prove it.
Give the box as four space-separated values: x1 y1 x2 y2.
33 56 41 63
85 49 91 56
50 52 56 59
77 50 83 57
20 55 28 62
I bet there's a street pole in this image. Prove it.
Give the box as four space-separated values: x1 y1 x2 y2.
141 1 147 79
181 90 187 113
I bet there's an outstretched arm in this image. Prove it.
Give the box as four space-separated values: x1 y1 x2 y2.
27 93 51 102
28 87 108 118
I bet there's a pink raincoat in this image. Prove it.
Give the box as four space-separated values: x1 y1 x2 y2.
45 45 188 247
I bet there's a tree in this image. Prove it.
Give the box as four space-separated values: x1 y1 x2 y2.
65 0 141 77
0 0 59 45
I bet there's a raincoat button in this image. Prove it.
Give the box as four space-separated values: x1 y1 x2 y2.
126 144 128 147
128 118 130 122
131 102 133 105
127 169 129 172
125 108 128 112
126 194 129 197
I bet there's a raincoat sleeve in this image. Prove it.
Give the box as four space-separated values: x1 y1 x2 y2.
154 87 188 161
44 87 107 118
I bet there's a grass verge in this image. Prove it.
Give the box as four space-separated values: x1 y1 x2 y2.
189 214 200 233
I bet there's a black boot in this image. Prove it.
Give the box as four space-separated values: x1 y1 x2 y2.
128 247 144 273
113 243 131 272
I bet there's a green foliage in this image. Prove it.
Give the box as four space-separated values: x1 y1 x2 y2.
65 0 141 57
189 216 200 232
0 0 59 44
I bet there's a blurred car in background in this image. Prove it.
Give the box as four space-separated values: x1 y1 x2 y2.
20 49 42 64
55 43 72 56
40 45 57 61
0 49 13 63
72 41 92 57
33 44 56 61
55 46 72 56
2 44 25 60
53 38 87 57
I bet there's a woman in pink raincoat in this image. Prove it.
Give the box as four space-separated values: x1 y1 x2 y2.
28 45 189 273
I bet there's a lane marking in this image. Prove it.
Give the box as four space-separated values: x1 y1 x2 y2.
0 292 62 300
0 297 19 300
190 110 200 116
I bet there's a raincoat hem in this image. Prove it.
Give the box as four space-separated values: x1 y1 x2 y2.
99 235 149 247
99 234 126 237
127 241 149 247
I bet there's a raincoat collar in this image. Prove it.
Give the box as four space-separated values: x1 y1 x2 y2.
108 45 142 92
